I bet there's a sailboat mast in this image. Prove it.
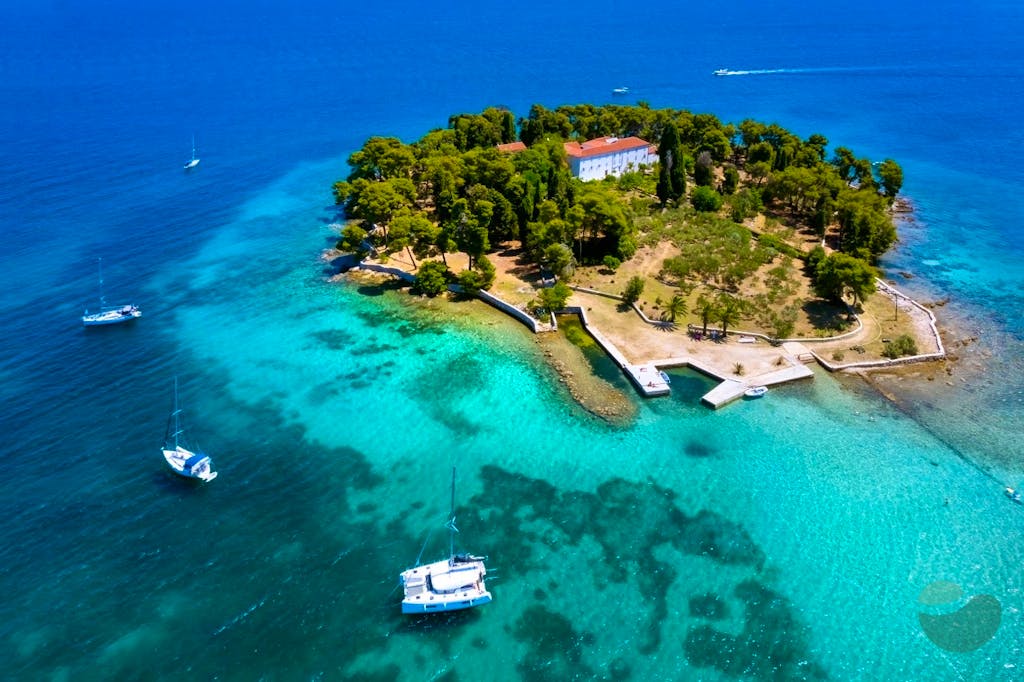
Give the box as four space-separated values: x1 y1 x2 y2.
172 376 181 449
97 257 105 308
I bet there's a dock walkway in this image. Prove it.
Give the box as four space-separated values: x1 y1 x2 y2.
567 306 813 405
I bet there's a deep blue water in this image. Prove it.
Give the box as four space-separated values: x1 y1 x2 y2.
1 1 1023 679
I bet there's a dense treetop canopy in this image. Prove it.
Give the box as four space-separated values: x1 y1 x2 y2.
333 103 901 318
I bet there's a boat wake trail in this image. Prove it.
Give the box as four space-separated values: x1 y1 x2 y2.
212 597 267 636
715 66 881 77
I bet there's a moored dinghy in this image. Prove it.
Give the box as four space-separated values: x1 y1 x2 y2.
744 385 768 398
400 467 491 614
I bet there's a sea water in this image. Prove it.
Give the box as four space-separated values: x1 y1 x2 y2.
1 1 1022 679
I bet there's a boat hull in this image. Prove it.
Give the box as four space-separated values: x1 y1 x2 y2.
400 557 491 614
82 307 141 326
401 593 492 614
162 446 218 482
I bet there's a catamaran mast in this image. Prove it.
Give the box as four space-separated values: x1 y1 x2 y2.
448 466 457 559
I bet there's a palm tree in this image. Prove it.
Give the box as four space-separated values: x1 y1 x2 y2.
695 294 717 335
666 294 688 323
716 294 743 337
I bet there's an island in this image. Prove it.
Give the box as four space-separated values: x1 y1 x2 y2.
327 103 944 411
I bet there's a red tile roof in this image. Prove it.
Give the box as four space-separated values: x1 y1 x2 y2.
564 136 652 159
496 141 527 153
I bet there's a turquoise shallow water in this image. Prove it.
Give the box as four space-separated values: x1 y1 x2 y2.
3 1 1024 679
10 159 1017 680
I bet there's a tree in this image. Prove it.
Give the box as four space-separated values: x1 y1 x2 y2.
332 180 352 206
715 294 743 336
694 151 714 187
721 167 739 195
695 294 717 335
747 160 772 186
518 104 572 146
414 260 449 297
346 178 416 231
622 276 645 304
835 190 897 258
456 268 486 294
475 254 497 290
747 141 774 167
665 294 688 322
729 188 763 222
409 214 442 263
877 159 903 203
831 146 857 183
804 133 828 163
813 252 877 307
337 223 369 256
852 158 876 190
535 281 572 313
574 185 635 261
543 243 576 280
657 122 686 204
347 137 416 181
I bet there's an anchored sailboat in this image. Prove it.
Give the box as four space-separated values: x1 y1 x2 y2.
161 377 218 482
184 135 200 170
399 467 491 614
81 258 141 326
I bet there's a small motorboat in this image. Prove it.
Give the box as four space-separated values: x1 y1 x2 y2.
744 386 768 398
713 69 729 76
611 86 630 95
1006 487 1022 504
659 371 671 384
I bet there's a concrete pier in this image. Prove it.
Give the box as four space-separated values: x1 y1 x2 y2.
698 364 814 409
626 364 671 396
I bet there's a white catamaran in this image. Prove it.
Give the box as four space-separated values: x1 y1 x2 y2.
161 378 218 482
184 135 200 170
81 258 141 326
400 467 491 614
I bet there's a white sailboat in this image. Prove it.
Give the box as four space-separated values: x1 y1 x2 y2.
161 377 218 482
183 135 200 170
400 467 491 614
81 258 141 326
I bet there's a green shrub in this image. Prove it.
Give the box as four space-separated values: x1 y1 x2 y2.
757 233 804 260
691 186 723 212
882 334 918 359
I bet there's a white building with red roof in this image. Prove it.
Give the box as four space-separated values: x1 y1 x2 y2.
563 136 657 182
